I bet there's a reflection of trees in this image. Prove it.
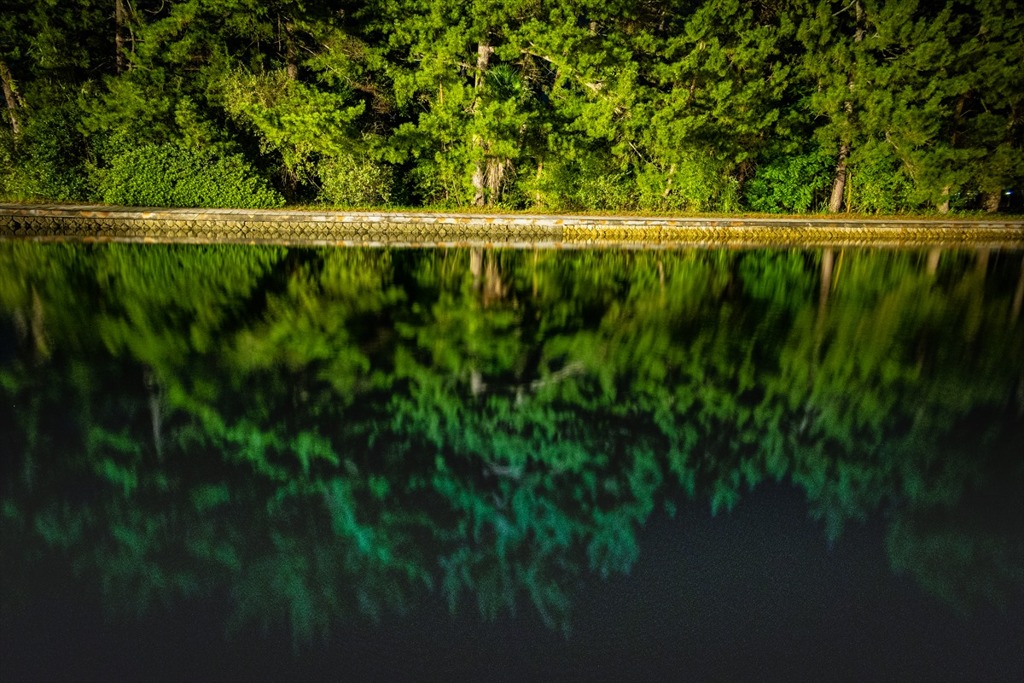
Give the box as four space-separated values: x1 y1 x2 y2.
888 505 1024 613
887 437 1024 614
1 243 1022 641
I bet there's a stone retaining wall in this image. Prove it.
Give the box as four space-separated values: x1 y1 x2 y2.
2 204 1022 248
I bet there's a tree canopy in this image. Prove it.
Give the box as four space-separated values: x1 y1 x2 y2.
1 0 1021 212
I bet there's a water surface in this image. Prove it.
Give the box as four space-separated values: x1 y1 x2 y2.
1 244 1022 681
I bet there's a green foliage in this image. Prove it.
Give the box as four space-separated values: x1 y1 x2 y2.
317 154 394 208
219 71 365 182
80 77 178 157
99 142 284 208
573 168 637 212
848 141 914 213
637 156 744 213
0 86 94 201
405 156 472 208
0 131 32 200
1 0 1021 212
744 149 833 213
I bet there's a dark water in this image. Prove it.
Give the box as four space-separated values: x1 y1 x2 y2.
1 243 1022 682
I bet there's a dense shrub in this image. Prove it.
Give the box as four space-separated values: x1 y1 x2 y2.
637 154 737 212
849 142 914 213
744 150 833 213
317 155 394 208
406 157 470 208
522 157 637 212
0 133 32 200
0 93 95 202
517 160 574 211
99 143 284 208
575 171 637 212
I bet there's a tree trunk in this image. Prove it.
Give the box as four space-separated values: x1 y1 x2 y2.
472 40 494 206
937 185 950 214
485 158 507 203
472 163 487 206
982 191 1001 213
286 43 298 80
282 18 298 80
533 159 543 205
662 163 677 198
115 0 126 74
828 143 849 213
0 60 23 139
475 40 491 90
829 3 863 214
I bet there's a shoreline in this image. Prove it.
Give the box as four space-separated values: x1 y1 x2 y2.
3 204 1022 249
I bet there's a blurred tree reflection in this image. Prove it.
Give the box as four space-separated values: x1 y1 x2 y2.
1 243 1021 641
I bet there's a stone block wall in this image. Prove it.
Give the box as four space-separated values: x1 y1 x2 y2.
1 205 1022 248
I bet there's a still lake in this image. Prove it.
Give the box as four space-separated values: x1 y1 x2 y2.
1 243 1022 681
